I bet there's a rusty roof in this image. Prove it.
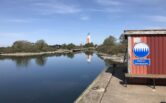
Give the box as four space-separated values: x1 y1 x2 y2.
123 29 166 36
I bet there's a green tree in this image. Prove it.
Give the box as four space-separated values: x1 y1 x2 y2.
97 35 118 54
118 34 128 53
61 44 67 49
35 40 48 50
66 43 76 50
97 35 128 54
84 43 94 48
12 40 33 52
103 35 116 46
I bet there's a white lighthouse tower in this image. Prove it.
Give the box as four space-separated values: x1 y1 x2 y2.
86 33 91 44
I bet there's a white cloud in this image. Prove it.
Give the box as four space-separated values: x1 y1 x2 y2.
96 0 163 6
0 31 43 46
0 32 26 46
0 32 32 38
80 16 90 21
93 0 125 13
4 19 33 23
148 15 166 22
145 26 165 29
89 8 122 13
33 2 81 15
8 19 26 23
96 0 124 6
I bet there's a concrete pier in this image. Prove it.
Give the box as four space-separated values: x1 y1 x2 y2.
75 65 166 103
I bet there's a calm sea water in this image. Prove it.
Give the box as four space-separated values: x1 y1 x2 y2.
0 53 106 103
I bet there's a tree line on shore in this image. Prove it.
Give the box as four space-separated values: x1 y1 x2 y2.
0 39 96 53
97 35 127 54
0 35 127 54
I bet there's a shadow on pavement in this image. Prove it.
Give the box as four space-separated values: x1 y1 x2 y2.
106 63 166 87
105 63 127 85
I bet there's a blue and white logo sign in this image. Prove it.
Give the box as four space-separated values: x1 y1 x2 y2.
133 42 150 58
133 42 150 66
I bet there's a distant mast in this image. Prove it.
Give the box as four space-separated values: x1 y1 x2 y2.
86 33 91 44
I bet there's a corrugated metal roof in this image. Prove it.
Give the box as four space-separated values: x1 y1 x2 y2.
123 29 166 36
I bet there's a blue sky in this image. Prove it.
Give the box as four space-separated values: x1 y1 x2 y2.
1 0 166 46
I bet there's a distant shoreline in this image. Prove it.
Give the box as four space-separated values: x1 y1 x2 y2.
0 49 73 56
0 50 125 63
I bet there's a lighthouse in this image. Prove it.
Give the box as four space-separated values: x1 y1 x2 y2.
86 33 91 44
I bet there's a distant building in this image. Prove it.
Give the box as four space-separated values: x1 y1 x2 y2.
86 33 91 44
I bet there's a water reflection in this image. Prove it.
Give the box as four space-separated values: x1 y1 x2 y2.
84 51 94 63
0 53 106 103
87 55 92 62
65 53 75 59
0 55 47 67
15 57 31 67
35 56 47 66
0 52 123 68
0 53 77 67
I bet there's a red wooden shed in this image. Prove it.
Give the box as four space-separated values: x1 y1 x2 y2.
123 29 166 87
